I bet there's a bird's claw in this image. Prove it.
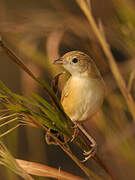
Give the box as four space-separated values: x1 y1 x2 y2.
81 143 97 162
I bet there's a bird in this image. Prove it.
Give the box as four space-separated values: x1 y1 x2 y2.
53 51 105 161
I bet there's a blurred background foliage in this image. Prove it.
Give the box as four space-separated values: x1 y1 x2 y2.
0 0 135 179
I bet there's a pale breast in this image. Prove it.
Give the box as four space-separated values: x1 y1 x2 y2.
61 76 104 122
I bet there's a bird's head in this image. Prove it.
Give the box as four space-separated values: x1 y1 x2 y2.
53 51 101 78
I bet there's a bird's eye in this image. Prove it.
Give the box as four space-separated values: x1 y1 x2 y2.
72 58 78 63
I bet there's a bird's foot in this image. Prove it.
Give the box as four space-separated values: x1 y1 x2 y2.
81 143 97 162
45 129 66 145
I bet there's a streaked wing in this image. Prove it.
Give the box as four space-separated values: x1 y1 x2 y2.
61 78 72 103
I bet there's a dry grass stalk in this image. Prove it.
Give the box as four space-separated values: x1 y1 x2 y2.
0 141 34 180
16 159 85 180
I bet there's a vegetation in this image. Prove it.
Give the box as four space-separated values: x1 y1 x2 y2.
0 0 135 179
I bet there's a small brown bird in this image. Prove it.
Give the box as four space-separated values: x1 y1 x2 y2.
53 51 105 160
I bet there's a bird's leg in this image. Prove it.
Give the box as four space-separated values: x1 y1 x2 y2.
51 72 65 94
73 122 97 162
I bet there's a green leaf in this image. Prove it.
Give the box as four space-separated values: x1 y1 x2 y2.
33 94 56 114
30 111 57 131
5 104 29 113
13 94 40 107
0 80 12 95
0 95 7 99
37 78 62 108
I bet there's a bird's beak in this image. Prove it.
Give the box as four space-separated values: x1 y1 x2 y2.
53 58 63 65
